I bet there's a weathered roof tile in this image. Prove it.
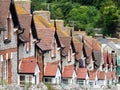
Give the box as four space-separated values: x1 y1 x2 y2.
19 56 37 74
77 68 87 79
62 65 74 78
44 62 59 77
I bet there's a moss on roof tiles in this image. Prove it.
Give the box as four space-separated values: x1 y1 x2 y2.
15 5 28 14
34 15 50 28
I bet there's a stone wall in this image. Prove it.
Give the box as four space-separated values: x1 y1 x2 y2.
11 52 18 84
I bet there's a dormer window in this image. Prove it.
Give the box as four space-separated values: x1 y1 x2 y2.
68 46 72 62
51 40 56 58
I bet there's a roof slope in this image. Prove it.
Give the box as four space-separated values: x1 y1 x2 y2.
62 65 74 78
20 56 37 74
97 71 105 80
77 68 87 79
44 62 59 77
0 0 10 29
89 71 97 80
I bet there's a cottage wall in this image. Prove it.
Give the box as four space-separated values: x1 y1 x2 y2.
103 46 114 53
44 48 61 65
0 13 18 84
62 48 75 68
19 30 35 60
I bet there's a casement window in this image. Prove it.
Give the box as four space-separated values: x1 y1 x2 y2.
78 80 84 85
1 53 8 82
51 40 56 57
2 60 8 81
62 79 68 84
20 76 25 85
89 81 94 86
68 47 72 62
44 78 52 83
20 75 32 85
0 55 3 62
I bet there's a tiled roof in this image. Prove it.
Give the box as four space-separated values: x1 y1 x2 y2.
97 71 105 80
77 68 87 79
19 56 37 74
73 30 87 36
18 14 32 42
59 37 71 56
51 19 72 55
0 0 10 29
62 65 74 78
89 71 97 80
107 38 120 44
15 4 28 14
73 38 83 61
0 20 6 31
92 39 101 51
33 14 55 51
106 72 112 80
37 40 51 51
36 28 54 40
34 14 50 29
84 45 92 64
36 28 54 51
44 62 59 77
107 41 117 50
97 38 108 44
93 50 102 67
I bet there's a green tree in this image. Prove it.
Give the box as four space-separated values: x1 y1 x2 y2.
68 6 100 36
100 0 119 36
102 5 119 36
32 0 47 10
50 2 73 24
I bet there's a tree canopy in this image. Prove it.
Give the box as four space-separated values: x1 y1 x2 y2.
31 0 120 37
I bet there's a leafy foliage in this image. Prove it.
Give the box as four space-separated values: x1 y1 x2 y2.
31 0 120 37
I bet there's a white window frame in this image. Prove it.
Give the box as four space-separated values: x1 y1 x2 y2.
62 79 68 84
0 55 3 62
68 46 72 62
26 42 30 53
44 78 52 83
20 75 25 85
3 60 8 82
78 80 84 85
